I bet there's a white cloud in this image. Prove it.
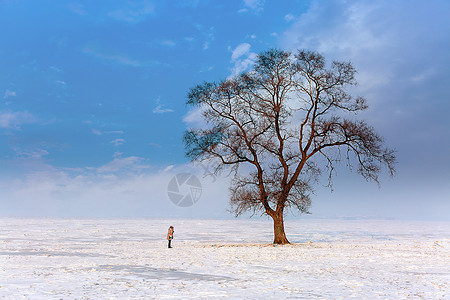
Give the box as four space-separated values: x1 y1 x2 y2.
230 53 257 78
241 0 265 13
153 105 174 114
113 151 123 158
153 97 174 114
50 66 63 73
110 138 126 146
231 43 251 62
0 111 35 129
183 107 204 127
229 43 257 78
15 148 49 159
3 89 16 99
92 129 124 136
164 165 174 172
284 13 295 22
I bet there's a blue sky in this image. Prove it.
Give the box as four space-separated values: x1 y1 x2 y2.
0 0 449 220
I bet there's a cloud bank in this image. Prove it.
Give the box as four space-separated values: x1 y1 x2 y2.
0 155 230 218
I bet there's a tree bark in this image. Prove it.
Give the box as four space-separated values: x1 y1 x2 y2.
272 213 290 244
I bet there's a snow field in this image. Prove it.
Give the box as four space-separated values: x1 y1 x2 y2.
0 218 449 299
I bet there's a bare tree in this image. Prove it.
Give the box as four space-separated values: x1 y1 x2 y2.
184 49 396 244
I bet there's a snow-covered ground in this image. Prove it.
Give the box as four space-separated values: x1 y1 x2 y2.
0 218 449 299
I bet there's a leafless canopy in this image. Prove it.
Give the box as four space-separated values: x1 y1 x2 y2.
184 49 396 232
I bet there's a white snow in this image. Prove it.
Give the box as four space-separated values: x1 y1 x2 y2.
0 218 449 299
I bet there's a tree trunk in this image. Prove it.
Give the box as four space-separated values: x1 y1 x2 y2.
272 213 290 244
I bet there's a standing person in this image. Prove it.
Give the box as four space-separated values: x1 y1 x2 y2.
167 226 174 248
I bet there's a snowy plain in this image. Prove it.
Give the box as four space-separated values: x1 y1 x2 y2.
0 218 449 299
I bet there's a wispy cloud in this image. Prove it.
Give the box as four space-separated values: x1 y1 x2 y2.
284 13 295 22
199 65 214 73
164 165 174 172
97 156 149 173
3 89 16 99
92 129 124 136
15 148 49 159
239 0 265 13
194 24 215 51
110 138 125 147
153 105 174 114
108 130 124 134
153 97 174 114
50 66 63 73
92 129 103 136
149 142 161 148
0 110 35 129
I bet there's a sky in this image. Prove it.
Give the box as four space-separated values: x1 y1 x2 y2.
0 0 449 220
